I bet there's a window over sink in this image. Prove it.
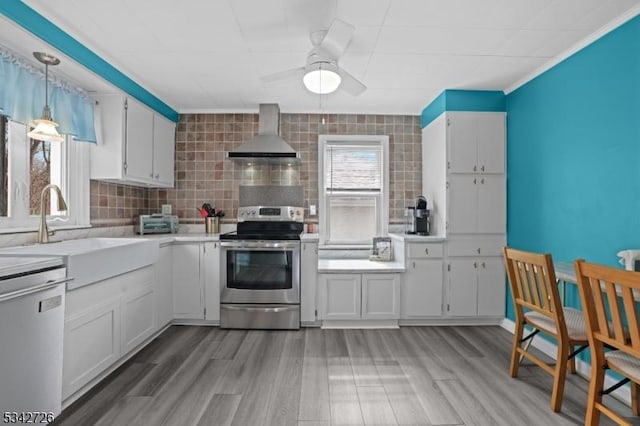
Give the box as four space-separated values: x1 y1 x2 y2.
0 117 90 231
318 135 389 246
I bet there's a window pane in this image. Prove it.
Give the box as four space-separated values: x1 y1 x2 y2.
0 118 7 216
29 139 52 215
328 197 377 243
325 145 381 190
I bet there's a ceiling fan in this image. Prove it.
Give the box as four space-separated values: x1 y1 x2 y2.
261 18 367 96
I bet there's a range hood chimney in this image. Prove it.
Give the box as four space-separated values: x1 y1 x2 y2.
226 104 299 162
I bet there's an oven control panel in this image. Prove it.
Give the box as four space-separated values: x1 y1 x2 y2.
238 205 304 222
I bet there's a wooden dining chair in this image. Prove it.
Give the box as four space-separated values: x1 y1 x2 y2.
503 247 589 412
574 259 640 425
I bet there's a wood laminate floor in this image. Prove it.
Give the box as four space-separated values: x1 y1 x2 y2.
53 326 639 426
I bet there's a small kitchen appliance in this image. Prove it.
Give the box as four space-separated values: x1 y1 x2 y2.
134 214 179 235
405 196 430 236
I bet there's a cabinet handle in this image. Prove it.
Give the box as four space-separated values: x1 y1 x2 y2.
480 178 485 184
481 165 485 172
149 173 154 178
482 262 486 268
473 165 477 172
473 178 477 184
155 174 159 179
474 262 478 268
424 248 429 255
412 261 416 269
477 248 481 254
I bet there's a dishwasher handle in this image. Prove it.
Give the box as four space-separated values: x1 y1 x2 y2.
0 277 73 303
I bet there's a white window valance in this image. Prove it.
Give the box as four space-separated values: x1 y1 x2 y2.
0 45 97 143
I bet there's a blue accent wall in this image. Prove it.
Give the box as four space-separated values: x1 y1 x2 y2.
421 89 506 127
0 0 179 123
505 15 640 319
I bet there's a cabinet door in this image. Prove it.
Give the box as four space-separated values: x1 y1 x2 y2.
476 114 505 174
320 274 361 320
447 259 478 316
125 98 154 181
122 282 155 354
362 274 400 319
152 114 175 186
172 244 204 319
447 113 477 173
155 244 173 328
477 257 506 317
402 259 443 318
301 242 319 323
477 174 506 234
63 298 121 399
203 242 220 322
448 174 478 234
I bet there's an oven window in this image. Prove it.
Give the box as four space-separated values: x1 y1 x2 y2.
227 250 293 290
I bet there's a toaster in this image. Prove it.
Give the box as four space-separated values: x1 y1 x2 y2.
134 214 179 235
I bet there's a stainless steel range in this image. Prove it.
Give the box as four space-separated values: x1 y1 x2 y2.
219 205 303 329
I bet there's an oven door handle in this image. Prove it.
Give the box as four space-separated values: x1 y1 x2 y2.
220 241 300 250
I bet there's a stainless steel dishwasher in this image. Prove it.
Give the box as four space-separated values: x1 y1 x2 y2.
0 257 68 424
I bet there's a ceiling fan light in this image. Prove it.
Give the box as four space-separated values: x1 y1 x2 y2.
303 64 341 94
28 118 64 143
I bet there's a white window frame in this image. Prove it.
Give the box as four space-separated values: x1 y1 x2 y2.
0 120 91 232
318 134 389 247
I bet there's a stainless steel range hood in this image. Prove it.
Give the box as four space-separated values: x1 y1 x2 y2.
226 104 300 162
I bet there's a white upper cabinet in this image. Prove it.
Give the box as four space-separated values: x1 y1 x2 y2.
91 94 175 188
448 112 505 174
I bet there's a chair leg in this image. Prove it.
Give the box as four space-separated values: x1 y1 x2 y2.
585 360 605 426
550 341 569 412
568 351 577 374
632 381 640 416
510 320 525 378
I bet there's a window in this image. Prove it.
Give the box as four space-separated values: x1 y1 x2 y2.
0 118 90 231
319 135 389 246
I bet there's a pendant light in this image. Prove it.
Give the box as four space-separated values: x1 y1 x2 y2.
27 52 64 143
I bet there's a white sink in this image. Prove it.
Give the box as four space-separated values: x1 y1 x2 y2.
0 238 159 289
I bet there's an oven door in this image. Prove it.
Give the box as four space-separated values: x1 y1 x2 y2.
220 240 300 304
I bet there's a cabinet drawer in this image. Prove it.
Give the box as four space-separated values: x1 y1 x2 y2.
447 241 503 257
407 243 443 259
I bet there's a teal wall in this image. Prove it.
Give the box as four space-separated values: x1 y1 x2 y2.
0 0 179 122
421 89 506 128
505 14 640 318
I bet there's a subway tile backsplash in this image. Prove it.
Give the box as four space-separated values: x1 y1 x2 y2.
90 112 422 226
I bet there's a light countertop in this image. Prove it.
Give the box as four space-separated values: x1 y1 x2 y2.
388 233 446 242
318 258 405 273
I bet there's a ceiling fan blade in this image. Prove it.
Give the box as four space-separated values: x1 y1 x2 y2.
261 67 305 84
318 18 355 59
339 69 366 96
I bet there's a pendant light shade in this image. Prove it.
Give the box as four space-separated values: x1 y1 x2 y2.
27 52 64 143
303 62 341 95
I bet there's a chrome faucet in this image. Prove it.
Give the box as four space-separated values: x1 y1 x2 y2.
37 184 68 244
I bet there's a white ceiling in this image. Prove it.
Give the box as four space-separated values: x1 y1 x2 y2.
2 0 639 115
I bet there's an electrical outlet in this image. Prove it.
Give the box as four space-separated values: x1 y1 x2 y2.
161 204 172 215
309 204 316 216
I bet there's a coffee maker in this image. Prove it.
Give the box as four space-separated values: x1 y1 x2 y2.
405 196 430 236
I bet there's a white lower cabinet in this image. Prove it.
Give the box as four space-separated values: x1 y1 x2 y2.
401 243 444 318
63 266 155 401
172 243 204 320
319 273 400 321
204 242 221 322
446 239 505 318
301 241 319 323
155 244 173 328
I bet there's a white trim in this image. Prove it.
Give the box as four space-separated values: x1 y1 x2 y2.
500 318 631 405
505 5 640 94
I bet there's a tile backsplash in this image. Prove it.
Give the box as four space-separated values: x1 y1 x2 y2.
146 113 422 224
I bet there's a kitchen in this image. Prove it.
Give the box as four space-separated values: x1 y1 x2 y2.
0 1 639 425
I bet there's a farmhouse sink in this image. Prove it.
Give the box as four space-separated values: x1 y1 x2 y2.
0 238 159 289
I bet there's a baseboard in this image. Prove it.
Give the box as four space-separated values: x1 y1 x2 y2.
500 318 631 405
400 317 504 326
321 319 399 329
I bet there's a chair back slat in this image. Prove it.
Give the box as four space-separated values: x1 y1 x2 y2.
575 260 640 354
504 247 562 323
